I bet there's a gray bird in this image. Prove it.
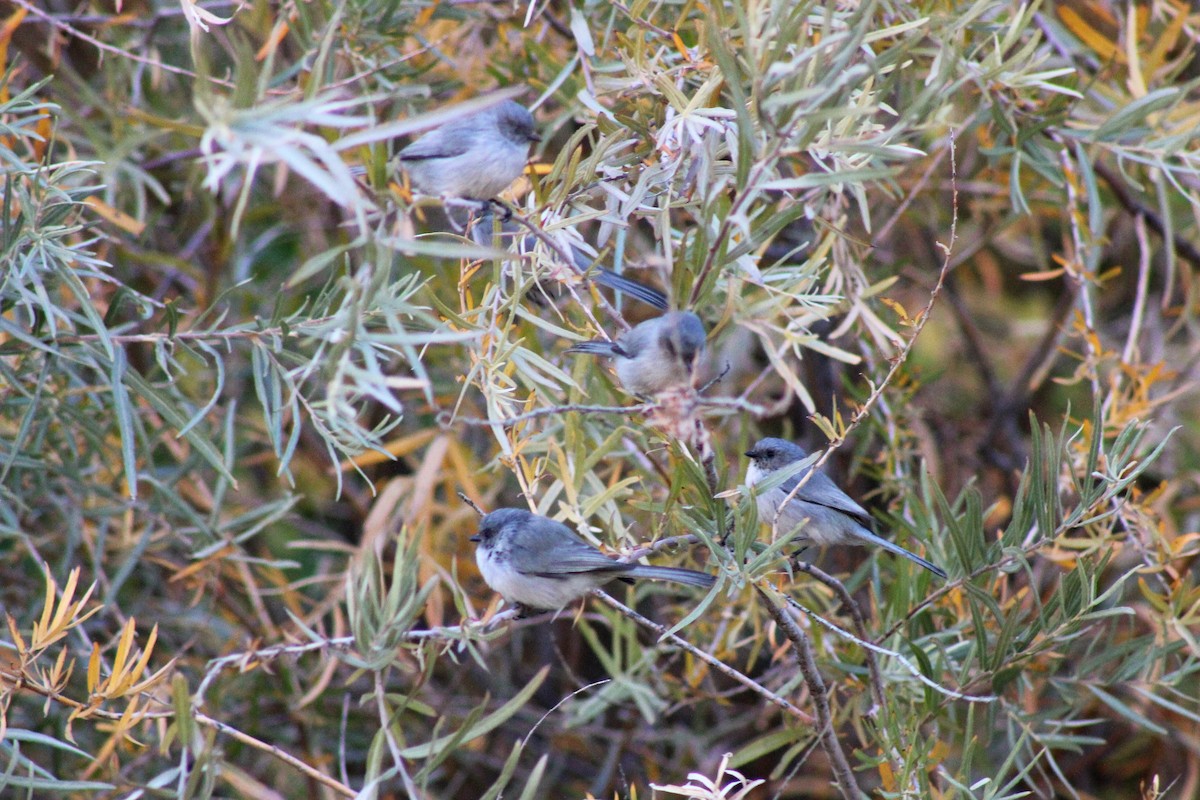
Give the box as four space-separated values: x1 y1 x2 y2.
399 100 540 199
470 508 715 611
744 438 947 578
566 311 707 396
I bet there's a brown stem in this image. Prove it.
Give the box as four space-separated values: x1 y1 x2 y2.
754 585 864 800
792 562 885 714
1092 159 1200 268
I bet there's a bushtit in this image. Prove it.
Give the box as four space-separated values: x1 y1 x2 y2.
399 100 540 199
470 211 668 309
566 312 707 396
470 508 715 611
744 438 947 578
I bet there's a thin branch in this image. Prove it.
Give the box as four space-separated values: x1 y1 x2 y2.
592 590 817 725
194 612 519 707
1122 213 1152 365
1058 147 1104 402
875 139 952 245
878 538 1051 643
457 491 486 517
522 679 611 746
778 589 996 704
608 0 673 38
754 584 863 800
373 671 421 798
193 711 357 798
1092 158 1200 268
622 533 703 562
791 562 885 713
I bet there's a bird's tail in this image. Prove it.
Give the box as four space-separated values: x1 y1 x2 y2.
626 565 716 588
591 269 669 310
861 530 947 578
565 341 620 357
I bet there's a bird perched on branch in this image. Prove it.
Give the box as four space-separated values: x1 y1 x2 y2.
566 311 707 396
744 438 947 578
470 508 715 612
399 99 540 200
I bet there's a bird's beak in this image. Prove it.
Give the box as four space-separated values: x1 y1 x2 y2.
469 534 481 543
744 450 756 459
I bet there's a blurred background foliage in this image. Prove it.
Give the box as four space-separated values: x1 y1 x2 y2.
0 0 1198 797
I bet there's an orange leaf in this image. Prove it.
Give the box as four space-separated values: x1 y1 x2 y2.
672 32 690 61
87 642 101 693
255 20 291 62
31 113 51 161
1019 268 1066 282
878 759 897 792
1144 2 1189 77
83 197 146 236
1057 6 1121 62
169 544 237 582
6 614 25 655
878 296 911 324
0 8 26 101
416 2 439 26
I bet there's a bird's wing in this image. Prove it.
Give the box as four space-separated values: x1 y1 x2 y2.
565 340 627 357
779 469 874 528
398 130 471 161
614 324 653 358
515 526 628 577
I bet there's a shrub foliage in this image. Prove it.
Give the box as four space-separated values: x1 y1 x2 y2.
1 1 1197 798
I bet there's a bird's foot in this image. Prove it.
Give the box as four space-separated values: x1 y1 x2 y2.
788 546 814 568
487 198 515 221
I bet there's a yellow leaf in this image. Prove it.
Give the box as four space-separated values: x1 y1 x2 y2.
169 544 236 583
878 296 910 324
36 563 56 642
1057 6 1121 62
1144 2 1188 77
110 618 137 690
6 614 25 655
254 19 290 62
88 643 101 693
878 758 896 791
928 738 951 765
83 197 146 236
0 8 28 95
672 32 690 61
127 624 159 687
127 658 176 696
341 427 436 471
49 567 81 636
416 2 438 26
1019 268 1066 282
